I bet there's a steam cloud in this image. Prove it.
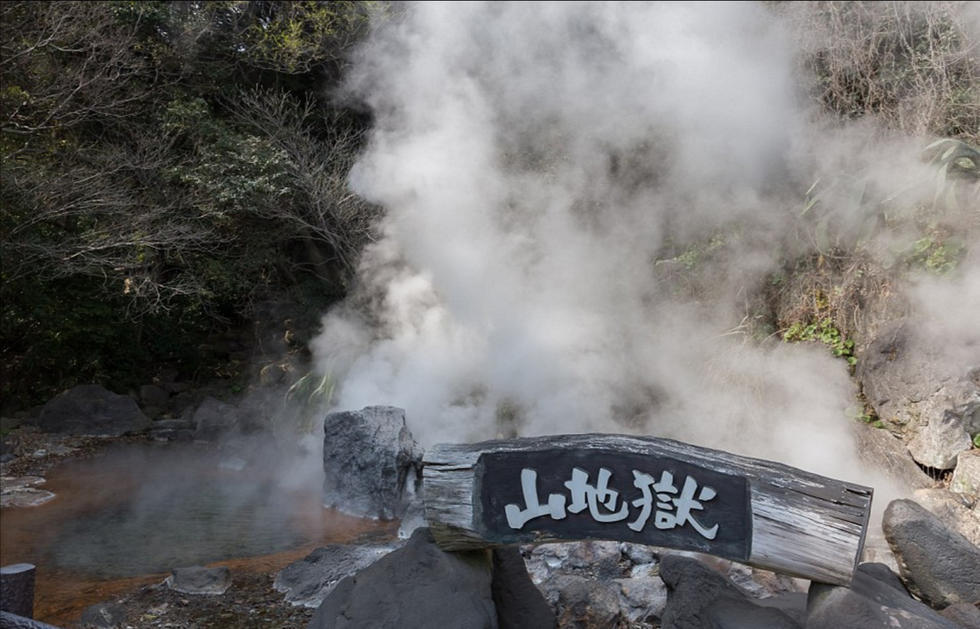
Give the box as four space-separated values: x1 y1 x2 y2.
312 1 973 484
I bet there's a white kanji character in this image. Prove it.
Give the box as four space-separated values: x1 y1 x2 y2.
628 470 655 532
505 468 568 529
563 467 629 523
671 476 719 540
651 470 679 530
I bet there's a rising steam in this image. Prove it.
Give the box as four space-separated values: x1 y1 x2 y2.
311 1 974 484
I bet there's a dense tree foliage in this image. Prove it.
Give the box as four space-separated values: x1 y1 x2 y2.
1 1 382 408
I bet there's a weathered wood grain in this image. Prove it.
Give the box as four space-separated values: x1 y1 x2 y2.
422 434 872 585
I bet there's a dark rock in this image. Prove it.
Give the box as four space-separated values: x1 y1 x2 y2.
0 564 35 618
541 574 622 629
807 562 960 628
491 547 555 629
192 397 241 441
0 611 62 629
274 543 400 608
80 602 126 628
37 385 150 437
321 406 422 520
139 385 170 409
659 554 800 629
162 381 190 394
614 576 668 626
912 489 980 548
165 566 231 595
753 592 807 626
940 602 980 628
883 499 980 608
308 528 496 629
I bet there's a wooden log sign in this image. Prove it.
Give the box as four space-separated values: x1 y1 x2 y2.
422 434 873 585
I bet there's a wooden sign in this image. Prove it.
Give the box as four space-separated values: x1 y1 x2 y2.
422 434 873 585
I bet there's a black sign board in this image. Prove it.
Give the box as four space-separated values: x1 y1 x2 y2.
474 448 752 560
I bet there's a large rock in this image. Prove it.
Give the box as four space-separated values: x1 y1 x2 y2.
882 499 980 608
274 543 400 608
490 548 556 629
308 528 497 629
912 488 980 548
614 576 668 626
806 563 959 629
907 411 973 470
950 449 980 498
659 554 800 629
37 385 150 436
858 323 978 452
541 574 622 628
321 406 422 520
192 397 242 441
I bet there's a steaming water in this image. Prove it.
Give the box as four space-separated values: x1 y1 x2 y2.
2 442 373 580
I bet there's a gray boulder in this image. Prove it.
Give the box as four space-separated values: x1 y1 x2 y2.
541 574 622 628
659 554 800 629
912 488 980 548
37 385 150 436
950 449 980 498
308 528 497 629
908 411 973 470
192 397 241 441
858 323 978 453
806 562 959 629
274 543 400 608
882 499 980 608
614 576 669 626
165 566 231 595
321 406 422 520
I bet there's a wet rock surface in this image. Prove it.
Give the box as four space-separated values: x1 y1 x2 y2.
882 499 980 608
274 543 400 608
321 406 422 520
0 477 55 508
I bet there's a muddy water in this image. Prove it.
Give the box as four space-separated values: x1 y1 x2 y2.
0 443 395 625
